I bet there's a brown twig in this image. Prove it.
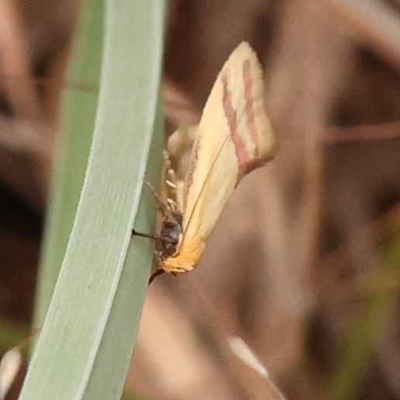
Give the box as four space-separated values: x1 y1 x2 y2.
325 122 400 143
0 0 41 118
323 0 400 73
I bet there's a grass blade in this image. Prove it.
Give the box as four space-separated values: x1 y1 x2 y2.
19 0 165 399
35 0 103 325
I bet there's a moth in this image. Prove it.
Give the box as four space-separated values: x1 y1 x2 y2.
153 42 277 276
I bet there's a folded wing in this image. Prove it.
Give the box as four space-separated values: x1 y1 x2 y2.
163 42 276 272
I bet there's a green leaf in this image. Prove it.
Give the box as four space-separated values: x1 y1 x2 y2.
35 0 103 325
19 0 166 399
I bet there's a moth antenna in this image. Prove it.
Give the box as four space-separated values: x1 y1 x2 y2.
143 178 177 223
143 178 163 204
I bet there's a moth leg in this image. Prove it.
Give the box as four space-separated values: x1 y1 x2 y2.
148 262 178 285
148 249 167 285
132 228 176 244
166 198 180 213
166 169 179 189
131 228 159 241
165 179 177 190
149 269 165 285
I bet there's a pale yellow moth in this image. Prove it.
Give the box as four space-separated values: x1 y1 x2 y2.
157 42 276 275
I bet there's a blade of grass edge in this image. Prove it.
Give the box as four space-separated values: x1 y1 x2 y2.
19 1 165 399
35 0 103 325
85 101 163 400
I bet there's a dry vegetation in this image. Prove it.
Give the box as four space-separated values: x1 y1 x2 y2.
1 0 400 399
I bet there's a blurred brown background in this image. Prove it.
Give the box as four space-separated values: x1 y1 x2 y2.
1 0 400 399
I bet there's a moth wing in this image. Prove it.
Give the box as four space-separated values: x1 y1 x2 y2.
178 42 276 260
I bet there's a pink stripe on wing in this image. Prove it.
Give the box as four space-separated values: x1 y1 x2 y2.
221 73 249 176
242 59 259 151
